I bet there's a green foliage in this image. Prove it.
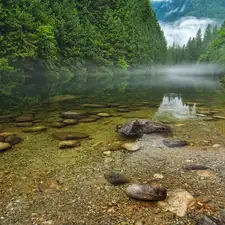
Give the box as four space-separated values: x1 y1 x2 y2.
0 0 166 108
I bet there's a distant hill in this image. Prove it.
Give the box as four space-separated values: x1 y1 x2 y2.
152 0 225 22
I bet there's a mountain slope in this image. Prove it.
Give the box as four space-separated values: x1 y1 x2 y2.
152 0 225 22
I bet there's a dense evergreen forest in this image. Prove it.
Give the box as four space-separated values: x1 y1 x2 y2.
0 0 166 107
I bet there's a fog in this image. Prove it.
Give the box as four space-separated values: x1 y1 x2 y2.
160 17 217 46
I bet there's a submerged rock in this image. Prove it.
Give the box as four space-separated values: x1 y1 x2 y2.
121 142 141 152
126 184 167 201
15 122 33 127
97 113 112 117
5 135 23 145
104 172 129 185
58 140 80 149
63 119 79 125
184 164 210 171
79 117 98 123
22 126 47 133
158 189 194 217
196 215 224 225
118 120 172 138
16 115 34 122
49 122 66 128
53 132 89 140
0 142 12 152
163 139 188 148
81 104 106 108
61 110 87 119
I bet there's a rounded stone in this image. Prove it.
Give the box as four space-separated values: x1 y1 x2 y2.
104 172 129 185
121 142 141 152
58 140 80 149
63 119 79 125
126 184 167 201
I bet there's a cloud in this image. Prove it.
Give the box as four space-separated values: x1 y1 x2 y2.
160 16 217 46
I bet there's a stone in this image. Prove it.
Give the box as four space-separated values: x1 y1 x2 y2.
0 136 4 142
118 120 172 138
49 122 66 128
212 144 221 148
121 142 141 152
63 119 79 125
16 115 34 122
22 126 47 133
44 95 78 103
197 111 213 116
163 139 188 148
184 164 210 171
61 110 87 119
104 172 129 185
153 174 164 179
15 122 33 127
213 116 225 120
79 118 98 123
81 104 106 108
158 189 194 217
37 179 60 193
0 142 12 152
53 132 89 140
126 184 167 201
0 132 15 138
58 140 80 149
196 215 224 225
196 170 216 178
97 113 112 117
5 135 23 145
117 108 130 112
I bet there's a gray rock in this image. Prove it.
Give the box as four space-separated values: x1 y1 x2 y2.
104 172 129 185
163 139 188 148
0 142 12 152
126 184 167 201
118 120 172 138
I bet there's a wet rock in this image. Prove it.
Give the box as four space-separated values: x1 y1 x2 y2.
121 142 141 152
163 139 188 148
197 170 216 178
58 140 80 149
0 142 12 152
37 179 60 193
49 122 66 128
81 104 106 108
53 132 89 140
184 164 210 171
15 122 33 127
61 110 87 119
196 215 224 225
22 126 47 133
126 184 167 201
104 172 129 185
63 119 79 125
158 189 194 217
16 115 34 122
5 135 23 145
118 120 172 138
97 113 112 117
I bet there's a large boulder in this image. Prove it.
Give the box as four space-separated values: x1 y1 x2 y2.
118 120 172 138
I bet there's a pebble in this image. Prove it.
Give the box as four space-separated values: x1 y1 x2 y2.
126 184 167 201
104 171 129 185
58 140 80 149
0 142 12 152
121 142 141 152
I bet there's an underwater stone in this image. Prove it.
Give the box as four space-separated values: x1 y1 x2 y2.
22 126 47 133
81 104 106 108
61 110 87 119
79 117 98 123
63 119 79 125
15 122 33 127
163 139 188 148
49 122 66 128
126 184 167 201
0 142 12 152
16 115 34 122
58 140 80 149
104 172 129 185
97 113 112 117
5 135 23 145
53 132 89 140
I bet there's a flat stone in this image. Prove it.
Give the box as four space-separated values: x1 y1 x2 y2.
163 139 188 148
213 116 225 120
61 110 87 119
63 119 79 125
53 132 89 140
158 189 194 217
79 118 98 123
22 126 47 133
126 184 167 201
15 122 33 127
184 164 210 171
5 135 23 145
0 142 12 152
0 132 14 138
121 142 141 152
58 140 80 149
16 115 34 122
117 108 130 112
49 122 66 128
97 113 112 117
81 104 106 108
104 172 129 185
